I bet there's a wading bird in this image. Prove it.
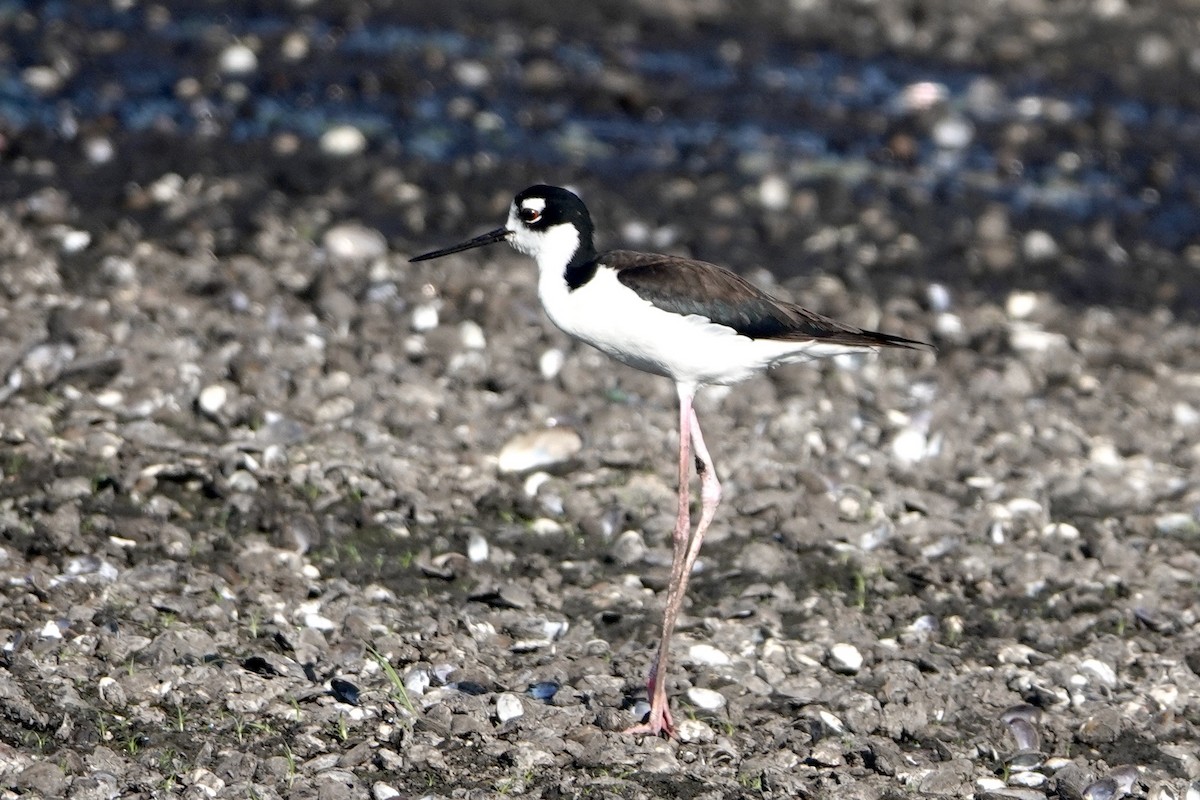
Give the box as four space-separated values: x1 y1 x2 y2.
411 185 931 736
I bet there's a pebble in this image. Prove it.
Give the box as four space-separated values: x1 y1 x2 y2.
926 283 952 312
189 768 225 798
1008 771 1047 788
610 529 646 565
758 175 790 211
1078 658 1117 688
808 740 845 767
40 620 65 639
304 612 336 631
198 384 228 416
411 304 440 332
675 718 716 743
896 80 948 111
23 65 64 94
1009 325 1070 354
933 115 974 149
495 693 524 724
686 687 726 711
459 320 487 350
1006 291 1040 319
218 43 257 75
1023 230 1059 262
891 427 929 464
467 531 489 563
404 669 430 697
539 348 565 379
323 223 387 261
372 783 400 800
453 60 491 88
828 643 864 674
497 428 583 474
60 229 91 253
320 125 367 157
687 643 731 667
1155 512 1198 536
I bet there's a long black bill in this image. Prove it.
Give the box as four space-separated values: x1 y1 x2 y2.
409 227 511 262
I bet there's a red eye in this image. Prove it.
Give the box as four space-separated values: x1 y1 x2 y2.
519 207 541 223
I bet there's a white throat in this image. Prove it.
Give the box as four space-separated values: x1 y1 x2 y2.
506 207 582 283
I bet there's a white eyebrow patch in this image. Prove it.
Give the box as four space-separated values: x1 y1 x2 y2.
520 197 546 213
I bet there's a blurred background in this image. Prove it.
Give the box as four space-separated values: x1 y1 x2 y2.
3 0 1200 314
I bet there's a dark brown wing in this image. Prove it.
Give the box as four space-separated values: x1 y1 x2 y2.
607 250 930 349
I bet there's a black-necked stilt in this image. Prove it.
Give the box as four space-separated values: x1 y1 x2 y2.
411 185 932 737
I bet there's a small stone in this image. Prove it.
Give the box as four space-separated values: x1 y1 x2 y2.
320 125 367 156
1079 658 1117 688
891 428 928 464
1023 230 1059 262
323 223 387 261
1006 291 1040 319
1010 325 1070 354
60 229 91 253
372 782 401 800
758 175 790 211
828 643 864 674
1008 771 1047 788
189 768 226 798
539 348 565 379
686 687 726 711
1077 708 1122 745
23 65 64 94
404 669 430 697
497 428 583 474
12 762 67 796
808 739 845 767
198 384 227 416
459 320 487 350
495 693 524 724
933 115 973 149
467 532 489 563
1155 512 1198 536
218 43 257 75
897 81 948 111
675 718 715 743
926 283 952 312
304 613 336 632
610 530 646 565
411 304 439 332
687 643 731 667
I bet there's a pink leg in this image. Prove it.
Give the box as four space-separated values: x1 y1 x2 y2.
682 405 722 583
626 387 722 738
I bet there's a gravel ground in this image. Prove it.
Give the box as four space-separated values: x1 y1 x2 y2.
2 2 1200 799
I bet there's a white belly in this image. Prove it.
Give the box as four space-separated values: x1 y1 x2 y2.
539 268 863 389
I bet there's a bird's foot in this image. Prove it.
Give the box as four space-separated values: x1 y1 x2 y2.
623 700 674 738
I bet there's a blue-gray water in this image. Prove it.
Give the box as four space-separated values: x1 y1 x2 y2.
4 2 1199 304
